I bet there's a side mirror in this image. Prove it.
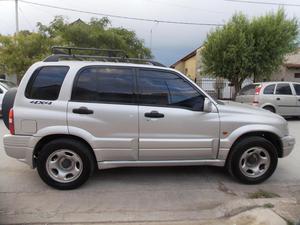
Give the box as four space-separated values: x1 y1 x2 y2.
203 98 212 113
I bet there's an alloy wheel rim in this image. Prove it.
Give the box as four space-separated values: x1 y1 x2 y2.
46 149 83 183
239 147 271 178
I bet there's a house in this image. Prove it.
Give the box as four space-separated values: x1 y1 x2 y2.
171 47 300 99
270 50 300 82
170 47 202 83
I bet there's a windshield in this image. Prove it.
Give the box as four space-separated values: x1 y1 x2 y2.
238 84 260 96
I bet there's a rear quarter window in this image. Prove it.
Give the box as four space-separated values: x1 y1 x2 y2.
263 84 275 95
25 66 69 100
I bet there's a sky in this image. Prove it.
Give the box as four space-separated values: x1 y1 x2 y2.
0 0 299 66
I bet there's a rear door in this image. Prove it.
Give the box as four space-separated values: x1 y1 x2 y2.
137 69 220 161
274 83 297 116
67 66 139 161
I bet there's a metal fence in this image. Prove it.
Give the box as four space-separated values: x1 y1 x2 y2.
196 78 252 100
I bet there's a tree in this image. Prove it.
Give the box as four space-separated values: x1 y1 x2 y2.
37 16 151 58
201 9 298 96
0 31 57 82
0 16 151 81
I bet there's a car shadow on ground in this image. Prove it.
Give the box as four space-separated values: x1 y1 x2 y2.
284 116 300 121
89 165 233 186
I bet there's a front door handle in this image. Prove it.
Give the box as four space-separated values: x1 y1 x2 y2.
144 111 164 118
298 99 300 102
276 97 281 100
73 107 94 114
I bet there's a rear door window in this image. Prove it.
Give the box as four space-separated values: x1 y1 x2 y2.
275 83 292 95
293 84 300 95
25 66 69 100
263 84 275 95
72 67 135 104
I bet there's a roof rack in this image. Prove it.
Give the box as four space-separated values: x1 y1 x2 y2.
43 46 165 67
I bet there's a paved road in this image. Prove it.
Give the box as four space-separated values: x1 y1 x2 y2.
0 119 300 224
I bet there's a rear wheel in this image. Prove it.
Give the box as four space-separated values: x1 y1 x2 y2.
37 139 95 190
263 106 275 113
227 136 278 184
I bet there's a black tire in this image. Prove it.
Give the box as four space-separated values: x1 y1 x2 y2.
37 138 95 190
263 106 275 113
2 88 17 128
227 136 278 184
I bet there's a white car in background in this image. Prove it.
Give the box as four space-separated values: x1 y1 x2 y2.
236 82 300 117
0 79 16 114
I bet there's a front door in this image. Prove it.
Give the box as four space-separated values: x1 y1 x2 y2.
137 69 220 161
68 66 139 161
275 83 297 116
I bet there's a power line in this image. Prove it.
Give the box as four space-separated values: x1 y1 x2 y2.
225 0 300 7
18 0 223 26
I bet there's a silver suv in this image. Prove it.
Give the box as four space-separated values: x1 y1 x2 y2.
2 47 295 189
236 82 300 116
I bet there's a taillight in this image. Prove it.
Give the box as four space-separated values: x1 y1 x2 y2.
255 85 262 95
9 108 15 135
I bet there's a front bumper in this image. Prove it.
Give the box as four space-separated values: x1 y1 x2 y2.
3 134 36 168
281 135 295 157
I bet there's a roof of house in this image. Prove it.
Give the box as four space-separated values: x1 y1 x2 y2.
170 46 201 68
285 63 300 69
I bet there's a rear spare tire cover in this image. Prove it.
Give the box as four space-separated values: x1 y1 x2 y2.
2 88 17 129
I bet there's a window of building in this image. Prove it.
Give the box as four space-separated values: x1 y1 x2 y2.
294 73 300 78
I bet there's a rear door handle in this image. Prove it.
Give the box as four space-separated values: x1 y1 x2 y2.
276 97 281 100
72 107 94 114
144 111 164 118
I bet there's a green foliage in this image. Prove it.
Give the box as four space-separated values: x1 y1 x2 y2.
0 31 57 80
201 9 298 93
0 16 151 79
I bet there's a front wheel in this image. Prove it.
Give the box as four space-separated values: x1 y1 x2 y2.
227 136 278 184
37 139 95 190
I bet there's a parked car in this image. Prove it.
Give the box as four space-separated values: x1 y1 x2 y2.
0 79 17 89
236 82 300 116
0 80 16 114
1 47 295 189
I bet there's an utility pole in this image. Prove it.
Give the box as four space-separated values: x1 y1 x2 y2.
15 0 19 35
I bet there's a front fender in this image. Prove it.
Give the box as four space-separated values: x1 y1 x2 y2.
218 124 283 160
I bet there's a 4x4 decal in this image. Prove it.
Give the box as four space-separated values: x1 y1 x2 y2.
30 100 52 105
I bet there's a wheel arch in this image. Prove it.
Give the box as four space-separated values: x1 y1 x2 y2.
32 134 97 168
261 103 277 113
225 131 283 167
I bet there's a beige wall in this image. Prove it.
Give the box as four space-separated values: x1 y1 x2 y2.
184 56 197 80
174 61 185 74
269 49 300 82
174 54 197 81
271 66 300 82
